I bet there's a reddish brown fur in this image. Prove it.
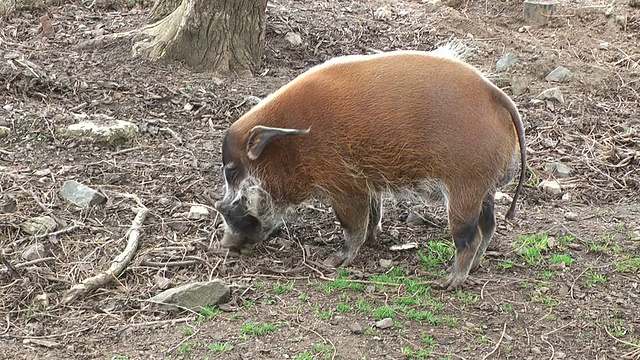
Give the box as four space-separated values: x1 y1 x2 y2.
218 49 526 290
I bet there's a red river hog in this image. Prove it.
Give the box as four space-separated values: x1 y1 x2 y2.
214 43 527 290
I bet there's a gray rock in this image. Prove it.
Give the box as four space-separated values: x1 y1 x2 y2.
511 77 529 96
21 216 57 235
34 169 51 177
0 195 17 213
0 126 9 137
538 87 564 104
60 116 138 145
545 66 573 83
284 32 303 47
539 179 562 195
561 192 572 201
22 243 46 261
564 211 579 221
379 259 393 268
494 191 513 205
375 317 394 329
495 53 517 72
348 322 364 334
60 180 106 207
544 162 572 178
149 279 231 311
374 5 393 21
554 163 572 178
406 212 426 225
187 205 209 220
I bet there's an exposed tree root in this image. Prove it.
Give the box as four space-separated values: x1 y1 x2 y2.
75 0 189 61
62 207 149 304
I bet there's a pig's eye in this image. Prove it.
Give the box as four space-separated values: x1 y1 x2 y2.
224 164 243 185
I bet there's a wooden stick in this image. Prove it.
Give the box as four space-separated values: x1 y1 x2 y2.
62 207 149 304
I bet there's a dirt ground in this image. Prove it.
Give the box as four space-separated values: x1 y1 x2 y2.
1 0 639 359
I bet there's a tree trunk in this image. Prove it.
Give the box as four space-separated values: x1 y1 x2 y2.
135 0 266 76
147 0 180 22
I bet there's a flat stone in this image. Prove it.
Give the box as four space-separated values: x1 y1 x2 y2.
22 242 47 261
187 205 209 220
21 216 57 235
545 66 573 83
538 87 564 104
0 126 9 137
61 117 138 145
374 5 393 21
375 318 394 329
60 180 106 207
539 179 562 195
496 53 517 72
379 259 394 268
511 76 530 96
494 191 513 205
554 163 572 178
564 211 579 221
406 212 426 225
544 162 572 178
348 322 364 334
284 32 303 47
149 279 231 312
0 195 17 213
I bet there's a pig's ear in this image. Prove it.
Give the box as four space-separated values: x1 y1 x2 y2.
246 125 310 160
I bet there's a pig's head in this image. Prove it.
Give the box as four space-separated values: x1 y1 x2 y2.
215 124 310 251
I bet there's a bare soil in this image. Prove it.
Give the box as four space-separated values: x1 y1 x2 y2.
1 0 639 359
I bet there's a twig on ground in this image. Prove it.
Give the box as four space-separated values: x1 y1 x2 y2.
62 207 149 304
2 314 10 335
159 127 183 144
540 335 555 360
35 224 82 239
481 322 507 360
0 254 20 278
140 259 198 267
0 257 55 274
605 325 640 357
299 323 337 360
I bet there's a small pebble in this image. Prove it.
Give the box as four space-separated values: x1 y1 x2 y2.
564 212 579 221
375 318 394 329
348 322 364 334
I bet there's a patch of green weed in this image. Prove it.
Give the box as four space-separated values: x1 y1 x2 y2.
373 306 395 320
195 306 221 324
514 233 549 265
550 254 574 266
176 342 197 356
239 322 276 338
273 280 295 294
208 342 232 354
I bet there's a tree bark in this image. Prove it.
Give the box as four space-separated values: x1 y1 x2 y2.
147 0 180 22
134 0 266 76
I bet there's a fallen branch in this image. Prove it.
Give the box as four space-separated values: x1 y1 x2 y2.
62 207 149 304
0 257 55 274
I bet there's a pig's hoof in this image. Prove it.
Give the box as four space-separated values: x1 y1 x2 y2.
324 252 348 268
428 275 468 291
